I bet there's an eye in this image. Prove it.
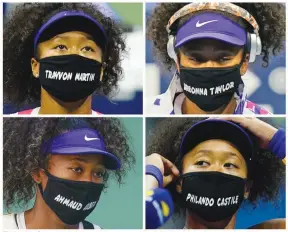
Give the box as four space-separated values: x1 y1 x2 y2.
82 46 95 52
224 163 238 169
72 167 83 173
93 171 104 178
219 57 232 63
54 44 68 50
189 57 201 63
195 160 210 167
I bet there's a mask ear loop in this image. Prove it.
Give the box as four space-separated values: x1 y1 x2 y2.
37 138 53 196
36 169 50 196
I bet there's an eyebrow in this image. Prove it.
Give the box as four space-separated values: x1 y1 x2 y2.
182 49 239 58
195 149 243 163
181 43 241 54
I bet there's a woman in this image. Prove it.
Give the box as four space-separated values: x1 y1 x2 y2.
146 3 285 115
4 3 126 114
3 118 135 229
146 117 285 229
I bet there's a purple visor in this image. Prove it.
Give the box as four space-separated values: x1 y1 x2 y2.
34 11 107 51
175 12 247 48
179 119 254 164
42 128 121 170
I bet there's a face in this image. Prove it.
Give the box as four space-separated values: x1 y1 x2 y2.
182 139 248 178
179 39 248 75
31 31 103 78
178 139 251 198
34 154 106 186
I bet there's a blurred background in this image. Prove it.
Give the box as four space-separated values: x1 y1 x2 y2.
146 3 286 114
146 117 286 229
3 117 143 229
3 3 143 114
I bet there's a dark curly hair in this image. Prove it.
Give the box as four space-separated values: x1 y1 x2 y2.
4 118 135 210
147 3 285 70
146 118 285 213
4 3 126 107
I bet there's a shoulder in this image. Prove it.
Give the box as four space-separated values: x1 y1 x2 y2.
3 213 18 229
145 94 173 115
92 110 102 115
80 220 101 229
243 100 272 115
249 218 285 229
92 224 101 229
10 108 39 115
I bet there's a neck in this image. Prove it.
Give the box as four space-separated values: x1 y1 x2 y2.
182 97 236 114
185 210 236 229
39 88 92 114
24 190 78 229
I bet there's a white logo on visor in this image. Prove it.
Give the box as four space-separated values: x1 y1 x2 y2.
196 20 218 27
84 135 100 141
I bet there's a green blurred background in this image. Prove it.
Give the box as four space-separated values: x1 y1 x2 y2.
88 117 143 229
109 3 142 26
3 118 143 229
90 117 143 229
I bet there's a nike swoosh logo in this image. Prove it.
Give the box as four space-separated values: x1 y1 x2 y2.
196 20 218 27
84 135 100 141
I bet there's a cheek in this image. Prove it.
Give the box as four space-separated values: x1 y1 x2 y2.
37 47 58 59
48 162 71 180
239 166 248 179
81 48 102 63
179 53 194 67
232 50 244 64
181 157 197 174
93 177 104 184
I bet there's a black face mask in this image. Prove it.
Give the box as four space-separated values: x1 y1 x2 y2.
181 171 246 222
39 171 104 225
179 65 243 112
38 55 102 102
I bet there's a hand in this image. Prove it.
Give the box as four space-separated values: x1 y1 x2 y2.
218 117 277 149
146 153 180 188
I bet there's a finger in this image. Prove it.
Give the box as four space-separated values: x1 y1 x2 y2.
161 156 180 177
214 117 252 128
163 174 177 187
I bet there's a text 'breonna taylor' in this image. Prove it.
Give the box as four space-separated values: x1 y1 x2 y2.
184 82 235 96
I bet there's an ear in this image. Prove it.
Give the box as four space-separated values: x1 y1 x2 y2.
31 169 45 184
240 54 249 76
31 58 40 78
244 180 253 199
176 179 182 194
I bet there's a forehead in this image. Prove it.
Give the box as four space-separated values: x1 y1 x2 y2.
184 139 244 159
42 31 94 42
179 38 242 52
48 154 104 165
